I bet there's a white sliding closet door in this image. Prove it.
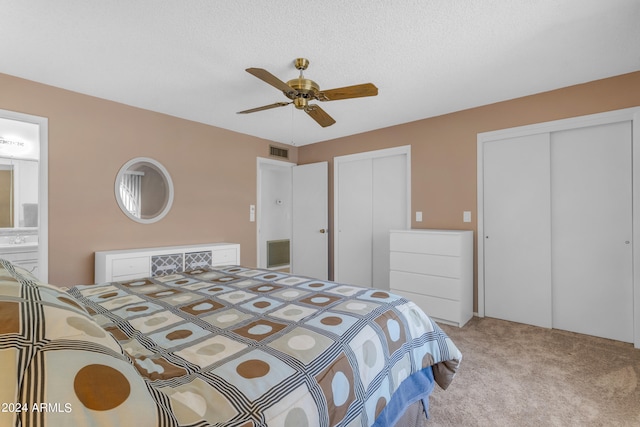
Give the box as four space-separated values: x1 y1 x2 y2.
336 158 373 286
483 134 552 328
335 147 410 289
372 154 408 290
551 121 633 342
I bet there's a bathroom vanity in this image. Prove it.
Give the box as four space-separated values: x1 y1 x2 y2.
0 232 39 275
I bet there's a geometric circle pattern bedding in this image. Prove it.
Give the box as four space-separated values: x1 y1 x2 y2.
0 258 461 426
0 259 159 427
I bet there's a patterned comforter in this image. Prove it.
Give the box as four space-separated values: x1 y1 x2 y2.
1 260 461 427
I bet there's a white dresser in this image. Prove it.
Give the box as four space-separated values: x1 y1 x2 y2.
95 243 240 283
389 229 473 327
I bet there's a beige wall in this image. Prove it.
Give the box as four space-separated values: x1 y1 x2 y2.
1 73 297 286
2 70 639 305
298 71 640 311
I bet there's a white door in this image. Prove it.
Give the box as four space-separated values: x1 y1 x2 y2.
372 154 408 289
334 146 410 289
551 121 633 342
483 133 553 328
336 158 373 286
291 162 329 280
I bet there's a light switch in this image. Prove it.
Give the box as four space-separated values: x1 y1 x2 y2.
250 205 256 222
416 211 423 222
463 211 471 223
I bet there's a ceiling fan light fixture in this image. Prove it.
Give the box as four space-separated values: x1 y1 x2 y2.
293 97 308 110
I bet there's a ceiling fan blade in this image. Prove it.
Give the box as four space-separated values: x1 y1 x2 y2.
246 68 298 97
317 83 378 101
304 105 336 127
237 102 291 114
318 83 378 101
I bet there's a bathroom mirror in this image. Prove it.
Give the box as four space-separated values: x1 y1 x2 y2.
115 157 174 224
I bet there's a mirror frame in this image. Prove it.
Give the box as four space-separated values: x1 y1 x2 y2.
114 157 174 224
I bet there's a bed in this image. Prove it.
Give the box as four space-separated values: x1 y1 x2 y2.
0 258 461 427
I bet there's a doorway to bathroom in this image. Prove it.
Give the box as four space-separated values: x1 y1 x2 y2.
0 109 48 281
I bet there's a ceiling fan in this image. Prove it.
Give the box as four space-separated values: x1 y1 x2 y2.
237 58 378 127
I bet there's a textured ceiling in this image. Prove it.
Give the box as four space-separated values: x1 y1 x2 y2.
2 0 639 146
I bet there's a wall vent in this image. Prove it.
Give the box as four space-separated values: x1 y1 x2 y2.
270 145 289 159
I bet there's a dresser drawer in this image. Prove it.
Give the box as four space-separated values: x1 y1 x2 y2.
112 256 149 278
211 248 238 265
390 232 463 256
1 251 38 263
112 271 151 282
185 250 212 269
390 270 461 300
390 252 461 278
151 253 183 276
392 288 462 325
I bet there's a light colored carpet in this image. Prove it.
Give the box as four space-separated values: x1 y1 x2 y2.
427 317 640 426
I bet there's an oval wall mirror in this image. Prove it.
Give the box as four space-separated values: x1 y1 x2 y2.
114 157 174 224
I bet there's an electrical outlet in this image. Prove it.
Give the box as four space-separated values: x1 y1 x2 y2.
416 211 423 222
463 211 471 223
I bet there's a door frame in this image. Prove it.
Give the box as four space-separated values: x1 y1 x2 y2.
0 109 48 282
256 157 294 269
477 106 640 348
333 145 411 285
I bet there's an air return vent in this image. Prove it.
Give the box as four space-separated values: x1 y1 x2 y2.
270 145 289 159
267 239 290 268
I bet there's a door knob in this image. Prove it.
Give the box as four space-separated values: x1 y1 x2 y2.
320 229 327 234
